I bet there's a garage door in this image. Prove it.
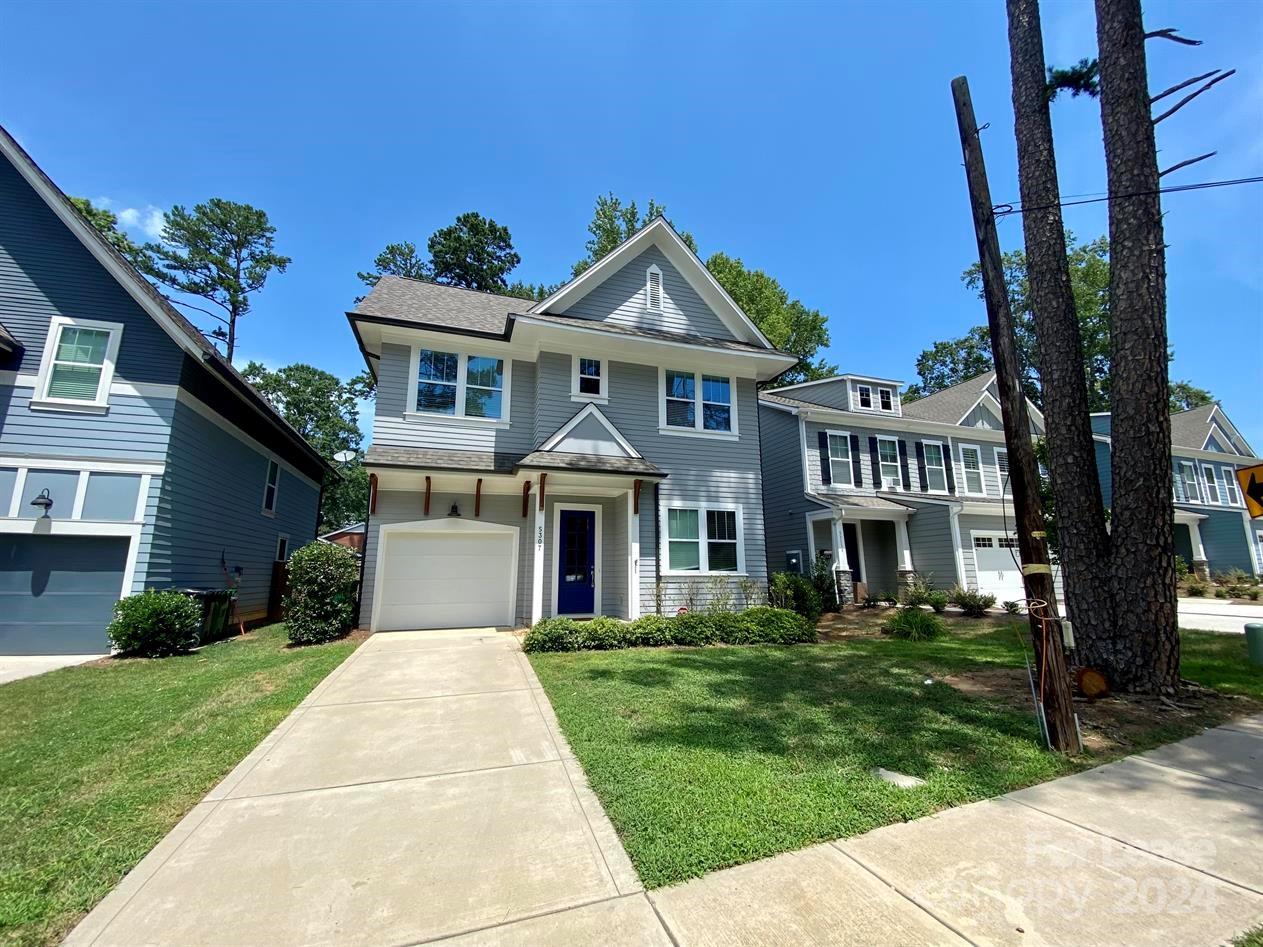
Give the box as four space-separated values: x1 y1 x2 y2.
0 535 129 655
376 526 517 631
971 531 1026 602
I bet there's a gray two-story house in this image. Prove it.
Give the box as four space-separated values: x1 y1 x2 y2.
349 218 796 630
0 126 329 654
1092 403 1261 578
759 372 1049 604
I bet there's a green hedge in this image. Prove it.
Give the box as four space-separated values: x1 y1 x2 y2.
283 542 360 645
107 589 202 657
522 607 816 653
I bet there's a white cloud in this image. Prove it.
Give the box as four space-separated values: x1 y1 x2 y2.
116 205 166 240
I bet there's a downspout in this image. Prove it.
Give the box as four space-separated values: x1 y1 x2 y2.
356 473 376 630
653 482 662 613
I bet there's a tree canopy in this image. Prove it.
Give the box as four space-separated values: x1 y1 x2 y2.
241 362 368 532
356 241 430 290
141 199 290 363
570 193 697 278
1168 380 1214 413
426 212 520 290
71 196 145 266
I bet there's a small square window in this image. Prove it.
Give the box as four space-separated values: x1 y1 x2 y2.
578 357 602 395
974 536 993 548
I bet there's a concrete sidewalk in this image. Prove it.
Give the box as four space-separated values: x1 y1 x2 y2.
67 628 667 947
650 715 1263 946
1179 597 1263 634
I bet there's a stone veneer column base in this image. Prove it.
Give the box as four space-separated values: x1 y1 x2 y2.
833 568 855 606
897 569 917 596
1192 559 1210 581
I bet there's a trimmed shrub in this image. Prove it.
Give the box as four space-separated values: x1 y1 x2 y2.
577 616 627 651
107 589 201 657
283 542 360 645
1174 555 1190 582
860 592 883 609
522 616 581 652
769 572 822 623
883 608 946 641
810 553 840 613
949 586 996 618
1246 588 1261 602
899 573 938 608
1002 600 1022 615
738 607 816 644
523 607 814 653
926 591 949 614
1214 587 1229 599
627 614 673 647
1185 578 1209 597
672 611 721 646
1214 568 1251 587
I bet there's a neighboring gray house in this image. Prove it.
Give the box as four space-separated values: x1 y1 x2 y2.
0 126 329 654
350 217 796 630
759 372 1051 604
1091 403 1261 578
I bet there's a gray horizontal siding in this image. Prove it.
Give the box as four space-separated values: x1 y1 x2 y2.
146 399 319 618
1195 507 1256 577
561 245 736 340
1095 440 1113 506
961 402 1003 430
131 473 164 593
0 384 174 460
774 379 853 411
860 520 898 597
958 512 1064 600
901 499 959 587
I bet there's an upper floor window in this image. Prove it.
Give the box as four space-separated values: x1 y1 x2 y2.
412 348 507 421
571 356 607 401
827 432 853 486
646 264 664 312
996 448 1012 497
1201 465 1221 504
856 385 873 409
876 436 901 490
878 387 893 411
922 441 948 492
33 316 124 412
262 459 280 514
959 444 985 495
661 369 736 436
1223 468 1242 506
1178 461 1200 502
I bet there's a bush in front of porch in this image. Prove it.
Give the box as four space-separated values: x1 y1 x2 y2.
522 607 815 653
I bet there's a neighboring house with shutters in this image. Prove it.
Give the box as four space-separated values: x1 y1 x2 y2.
349 217 797 631
1091 403 1262 578
0 125 329 655
759 371 1048 604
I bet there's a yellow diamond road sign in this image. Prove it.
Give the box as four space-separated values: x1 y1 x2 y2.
1237 463 1263 518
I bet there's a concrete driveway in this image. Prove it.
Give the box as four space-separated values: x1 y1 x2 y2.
1179 597 1263 634
0 653 102 685
67 628 669 947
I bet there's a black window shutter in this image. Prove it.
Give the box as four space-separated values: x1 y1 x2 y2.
868 436 881 488
915 442 928 492
817 430 831 485
850 434 863 487
945 447 957 493
898 440 912 490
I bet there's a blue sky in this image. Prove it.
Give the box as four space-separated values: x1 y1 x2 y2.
3 0 1260 445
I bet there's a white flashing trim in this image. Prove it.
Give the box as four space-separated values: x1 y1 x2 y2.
539 403 641 458
627 489 640 620
948 505 967 587
550 502 604 618
0 455 165 475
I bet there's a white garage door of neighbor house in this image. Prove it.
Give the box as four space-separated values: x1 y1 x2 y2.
377 530 516 631
971 531 1026 601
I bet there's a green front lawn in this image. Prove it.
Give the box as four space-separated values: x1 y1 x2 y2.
530 622 1261 889
0 625 359 947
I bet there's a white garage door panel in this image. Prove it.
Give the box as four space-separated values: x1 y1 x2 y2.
376 528 516 631
971 531 1025 601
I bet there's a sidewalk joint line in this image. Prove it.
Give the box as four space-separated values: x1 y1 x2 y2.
309 686 533 708
1129 752 1263 794
645 892 684 947
399 891 632 946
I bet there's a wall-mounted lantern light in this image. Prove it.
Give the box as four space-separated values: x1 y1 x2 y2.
447 504 461 517
29 488 53 518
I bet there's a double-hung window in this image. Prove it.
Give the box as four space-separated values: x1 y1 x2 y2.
876 436 901 490
1224 468 1242 506
262 460 280 514
960 444 985 495
856 384 873 409
413 349 507 421
827 432 853 486
665 506 744 573
1201 465 1221 504
662 369 736 435
922 441 948 492
34 316 123 411
878 387 893 411
572 356 606 400
995 448 1012 496
1179 461 1201 502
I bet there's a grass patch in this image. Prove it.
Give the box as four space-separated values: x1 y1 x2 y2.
0 625 358 947
530 622 1261 889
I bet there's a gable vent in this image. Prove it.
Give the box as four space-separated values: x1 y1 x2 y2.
646 265 663 312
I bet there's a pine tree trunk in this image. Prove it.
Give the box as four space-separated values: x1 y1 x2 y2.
1006 0 1116 670
1095 0 1180 693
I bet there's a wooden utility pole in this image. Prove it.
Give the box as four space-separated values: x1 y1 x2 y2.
951 75 1081 754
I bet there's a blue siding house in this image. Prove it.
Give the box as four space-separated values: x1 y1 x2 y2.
0 126 329 654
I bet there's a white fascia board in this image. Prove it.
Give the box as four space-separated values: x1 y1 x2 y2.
529 218 774 350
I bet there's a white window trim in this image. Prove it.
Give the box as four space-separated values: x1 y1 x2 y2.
1179 461 1201 503
660 502 747 576
875 435 902 492
958 443 987 497
262 458 280 516
275 533 290 561
826 429 854 488
1223 467 1242 506
921 439 950 495
878 387 894 412
658 367 739 440
31 315 124 414
570 354 608 403
1200 463 1221 505
855 383 873 410
550 503 604 618
995 447 1012 497
645 263 664 312
405 346 513 426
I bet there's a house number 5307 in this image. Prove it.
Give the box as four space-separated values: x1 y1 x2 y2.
537 528 544 545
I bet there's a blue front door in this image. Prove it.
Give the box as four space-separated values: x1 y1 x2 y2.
557 509 596 614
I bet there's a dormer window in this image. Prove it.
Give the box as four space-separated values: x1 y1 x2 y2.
857 385 872 409
646 264 663 312
879 388 893 411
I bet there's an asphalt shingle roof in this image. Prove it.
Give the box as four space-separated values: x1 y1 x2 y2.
900 372 996 424
351 277 517 335
364 445 519 473
0 321 19 354
1168 403 1219 451
816 494 915 513
519 312 783 355
517 450 665 476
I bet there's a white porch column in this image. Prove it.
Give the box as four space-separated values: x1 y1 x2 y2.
531 482 545 625
831 516 849 569
895 517 914 571
1187 518 1208 562
627 488 640 620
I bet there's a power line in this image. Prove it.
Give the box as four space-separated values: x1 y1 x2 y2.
993 175 1263 218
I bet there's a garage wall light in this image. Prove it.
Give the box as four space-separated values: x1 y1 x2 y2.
447 504 461 517
29 488 53 518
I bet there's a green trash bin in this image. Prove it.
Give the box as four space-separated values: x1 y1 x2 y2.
1246 623 1263 666
179 588 236 645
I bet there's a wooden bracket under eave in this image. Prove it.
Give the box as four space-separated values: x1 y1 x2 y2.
475 478 482 517
538 473 547 511
424 475 431 516
369 473 378 514
633 479 642 515
521 480 531 518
